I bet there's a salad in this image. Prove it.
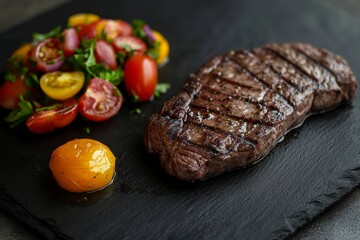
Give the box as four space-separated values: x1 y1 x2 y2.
0 13 170 133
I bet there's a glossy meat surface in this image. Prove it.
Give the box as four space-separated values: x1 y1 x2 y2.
144 43 357 181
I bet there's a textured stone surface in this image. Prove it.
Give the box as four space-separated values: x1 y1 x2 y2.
0 0 360 239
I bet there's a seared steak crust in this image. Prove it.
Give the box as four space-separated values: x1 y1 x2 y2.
144 43 357 181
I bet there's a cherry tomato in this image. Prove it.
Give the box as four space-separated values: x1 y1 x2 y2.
95 40 117 70
39 71 85 100
63 28 80 57
77 21 99 40
124 54 158 101
49 138 116 193
113 35 147 53
30 38 64 72
96 19 132 40
0 77 27 110
153 30 170 66
68 13 100 27
12 43 32 63
78 78 122 122
26 98 78 134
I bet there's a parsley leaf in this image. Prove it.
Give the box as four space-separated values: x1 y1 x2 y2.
129 108 142 115
132 19 159 60
72 39 123 85
32 26 62 44
35 104 60 112
154 83 171 98
4 95 33 128
83 127 91 134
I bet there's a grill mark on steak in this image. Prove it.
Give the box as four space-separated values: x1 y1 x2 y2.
144 43 357 181
253 48 317 94
229 51 297 108
186 105 274 145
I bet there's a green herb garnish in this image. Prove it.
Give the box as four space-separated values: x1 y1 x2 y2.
154 83 171 98
129 108 142 115
4 95 33 128
32 26 62 44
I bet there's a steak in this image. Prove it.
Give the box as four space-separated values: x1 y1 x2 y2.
144 43 357 181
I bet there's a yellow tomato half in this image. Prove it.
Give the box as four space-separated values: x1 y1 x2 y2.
153 30 170 66
49 139 116 193
68 13 100 27
40 71 85 100
12 43 32 62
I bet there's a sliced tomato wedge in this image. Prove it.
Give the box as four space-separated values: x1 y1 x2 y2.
77 21 99 40
63 28 80 57
31 38 64 72
0 77 28 110
95 40 117 70
113 35 147 54
78 78 122 122
26 98 78 134
96 19 132 40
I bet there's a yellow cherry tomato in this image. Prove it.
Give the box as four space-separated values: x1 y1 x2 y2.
40 71 85 100
68 13 100 27
49 139 116 193
12 43 32 62
153 30 170 66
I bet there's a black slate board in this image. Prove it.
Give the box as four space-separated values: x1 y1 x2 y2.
0 0 360 239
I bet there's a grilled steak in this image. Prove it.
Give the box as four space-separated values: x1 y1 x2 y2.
144 43 357 181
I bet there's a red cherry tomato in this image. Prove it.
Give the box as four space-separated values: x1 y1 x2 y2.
124 54 158 101
77 21 99 40
78 78 123 122
113 36 147 53
31 38 64 72
0 77 28 110
26 98 78 134
97 19 133 40
95 40 117 70
63 28 80 57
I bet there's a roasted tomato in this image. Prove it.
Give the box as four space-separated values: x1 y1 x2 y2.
39 71 85 100
67 13 100 27
26 98 78 134
96 19 132 40
153 30 170 66
78 78 122 122
124 54 158 101
63 28 80 57
31 38 64 72
0 77 27 110
113 35 147 54
95 40 117 70
49 138 116 193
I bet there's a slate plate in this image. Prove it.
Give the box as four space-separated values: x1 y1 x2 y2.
0 0 360 239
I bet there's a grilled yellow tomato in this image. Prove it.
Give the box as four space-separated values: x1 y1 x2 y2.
153 30 170 66
49 139 116 193
39 71 85 100
68 13 100 27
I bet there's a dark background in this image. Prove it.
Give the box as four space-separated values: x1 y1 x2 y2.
0 0 359 239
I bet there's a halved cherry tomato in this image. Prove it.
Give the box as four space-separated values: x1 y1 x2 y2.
113 36 147 53
95 40 117 70
68 13 100 27
30 38 64 72
40 71 85 100
26 98 78 134
63 28 80 57
0 77 27 110
12 43 32 63
78 78 122 122
96 19 132 40
77 21 99 40
124 54 158 101
153 30 170 66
